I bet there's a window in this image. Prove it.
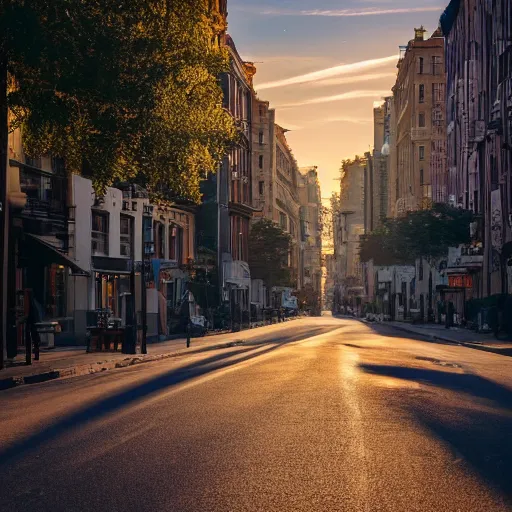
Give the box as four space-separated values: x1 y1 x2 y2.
169 224 183 264
418 112 426 127
120 215 133 258
432 56 441 75
279 212 287 230
92 211 109 256
259 155 263 169
419 257 424 281
25 155 42 168
154 221 165 259
419 57 424 74
259 131 264 145
419 84 425 103
419 168 424 186
419 146 425 161
259 105 265 119
258 181 264 196
45 264 67 318
142 216 153 256
432 83 445 103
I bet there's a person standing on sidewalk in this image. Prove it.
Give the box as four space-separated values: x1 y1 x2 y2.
27 290 42 360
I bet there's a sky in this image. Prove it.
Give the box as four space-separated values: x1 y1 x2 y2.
227 0 446 201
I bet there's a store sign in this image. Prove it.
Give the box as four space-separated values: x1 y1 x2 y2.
448 274 473 289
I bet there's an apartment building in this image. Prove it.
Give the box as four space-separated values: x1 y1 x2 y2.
392 27 447 216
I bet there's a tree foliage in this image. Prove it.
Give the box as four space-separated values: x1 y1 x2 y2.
359 204 473 265
295 284 321 313
3 0 236 202
248 219 293 289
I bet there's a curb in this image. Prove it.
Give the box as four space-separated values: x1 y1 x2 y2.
0 316 305 392
0 340 241 392
371 321 512 357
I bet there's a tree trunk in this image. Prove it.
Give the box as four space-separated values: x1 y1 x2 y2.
0 46 9 369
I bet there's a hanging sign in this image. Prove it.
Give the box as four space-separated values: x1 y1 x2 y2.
448 274 473 289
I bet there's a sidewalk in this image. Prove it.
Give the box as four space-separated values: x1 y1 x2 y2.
0 334 243 391
383 321 512 357
0 318 301 391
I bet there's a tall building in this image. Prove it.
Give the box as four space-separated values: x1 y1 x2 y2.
195 29 258 322
251 98 275 219
273 125 302 287
298 167 323 297
365 97 392 233
441 0 512 298
333 157 366 309
391 27 447 217
251 109 302 289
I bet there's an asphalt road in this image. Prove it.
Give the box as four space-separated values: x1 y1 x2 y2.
1 316 512 511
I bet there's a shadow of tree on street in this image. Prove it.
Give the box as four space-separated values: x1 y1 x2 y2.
0 326 333 466
359 363 512 500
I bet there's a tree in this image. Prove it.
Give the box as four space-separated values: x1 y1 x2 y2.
3 0 236 202
360 204 473 265
248 219 293 289
295 285 321 314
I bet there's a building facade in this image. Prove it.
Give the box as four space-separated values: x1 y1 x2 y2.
441 0 512 299
333 157 366 310
196 31 256 325
6 127 84 355
392 27 447 217
366 98 392 232
298 167 323 297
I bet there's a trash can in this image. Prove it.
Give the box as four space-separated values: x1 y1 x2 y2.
35 322 61 349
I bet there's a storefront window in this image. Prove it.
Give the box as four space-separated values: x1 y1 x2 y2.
95 274 131 318
45 265 67 318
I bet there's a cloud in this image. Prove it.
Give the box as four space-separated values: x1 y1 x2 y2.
257 6 443 17
310 72 396 88
323 116 371 125
257 55 397 90
277 90 390 108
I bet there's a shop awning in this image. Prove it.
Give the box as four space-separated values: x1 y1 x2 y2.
24 234 90 276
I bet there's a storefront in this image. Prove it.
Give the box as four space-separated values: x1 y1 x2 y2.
92 257 133 323
11 233 89 352
223 260 251 329
151 259 190 335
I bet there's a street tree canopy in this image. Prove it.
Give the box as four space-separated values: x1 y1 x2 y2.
249 219 293 289
359 204 473 265
3 0 236 202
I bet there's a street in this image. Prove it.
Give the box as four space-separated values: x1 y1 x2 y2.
1 316 511 511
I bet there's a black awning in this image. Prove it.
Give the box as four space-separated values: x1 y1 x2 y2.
23 234 90 276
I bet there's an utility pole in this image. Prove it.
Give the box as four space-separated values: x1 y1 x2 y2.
141 228 148 355
0 45 8 370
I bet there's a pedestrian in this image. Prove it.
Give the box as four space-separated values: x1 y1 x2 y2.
27 291 42 360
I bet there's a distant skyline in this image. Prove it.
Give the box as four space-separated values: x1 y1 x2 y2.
227 0 445 200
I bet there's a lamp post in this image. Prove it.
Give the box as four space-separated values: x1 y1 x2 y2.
141 234 154 356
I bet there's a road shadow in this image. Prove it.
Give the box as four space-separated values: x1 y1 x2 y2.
362 322 459 346
0 326 330 466
359 363 512 500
